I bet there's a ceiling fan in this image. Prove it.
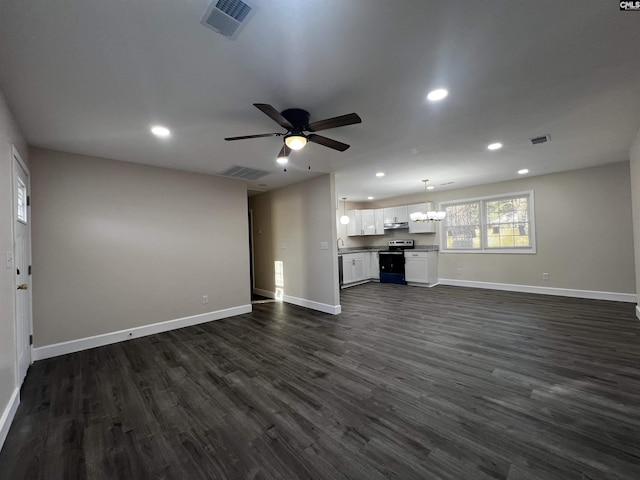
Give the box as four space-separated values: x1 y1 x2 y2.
224 103 362 161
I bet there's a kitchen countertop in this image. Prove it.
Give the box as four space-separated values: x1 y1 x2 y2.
339 245 438 254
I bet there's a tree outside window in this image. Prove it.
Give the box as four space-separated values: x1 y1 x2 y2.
441 191 535 253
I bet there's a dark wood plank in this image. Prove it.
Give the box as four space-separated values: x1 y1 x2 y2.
1 283 640 479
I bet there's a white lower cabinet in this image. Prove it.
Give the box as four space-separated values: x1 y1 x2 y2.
342 253 367 286
369 251 379 280
342 251 381 287
404 251 438 286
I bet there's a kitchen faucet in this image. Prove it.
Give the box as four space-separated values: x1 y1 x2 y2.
337 237 345 249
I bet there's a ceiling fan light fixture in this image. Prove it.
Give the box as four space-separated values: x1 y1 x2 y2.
285 135 307 150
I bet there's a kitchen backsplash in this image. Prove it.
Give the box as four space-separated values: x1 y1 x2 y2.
336 224 441 248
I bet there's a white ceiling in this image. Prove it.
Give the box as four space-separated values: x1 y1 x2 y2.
1 0 639 201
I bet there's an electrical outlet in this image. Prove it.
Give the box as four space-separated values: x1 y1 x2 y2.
202 295 209 304
456 268 462 276
542 273 549 281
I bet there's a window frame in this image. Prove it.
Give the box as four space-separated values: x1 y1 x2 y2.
439 190 536 254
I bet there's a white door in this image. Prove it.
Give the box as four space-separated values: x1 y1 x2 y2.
13 147 32 386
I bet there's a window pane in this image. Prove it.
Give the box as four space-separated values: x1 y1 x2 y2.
17 178 27 223
444 202 481 249
485 196 530 249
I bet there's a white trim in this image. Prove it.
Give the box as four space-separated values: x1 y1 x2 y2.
253 288 275 299
283 294 341 315
406 282 438 288
32 305 252 361
438 278 636 303
12 145 33 388
636 305 640 321
253 288 341 315
0 388 20 452
341 280 370 289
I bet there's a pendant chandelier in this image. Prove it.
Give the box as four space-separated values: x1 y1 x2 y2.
339 197 350 225
410 179 446 222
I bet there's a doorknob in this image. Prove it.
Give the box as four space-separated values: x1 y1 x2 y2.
17 284 28 290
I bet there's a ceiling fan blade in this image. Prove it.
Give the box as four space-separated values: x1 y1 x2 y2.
307 134 350 152
224 133 282 141
307 113 361 132
277 144 292 158
253 103 293 129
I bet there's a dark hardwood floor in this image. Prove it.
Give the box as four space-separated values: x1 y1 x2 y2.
2 283 640 479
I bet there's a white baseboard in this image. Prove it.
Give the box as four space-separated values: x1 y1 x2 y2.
406 282 438 288
254 288 340 315
0 388 19 452
636 305 640 321
438 279 637 303
32 304 252 361
253 288 275 299
341 280 370 289
283 294 341 315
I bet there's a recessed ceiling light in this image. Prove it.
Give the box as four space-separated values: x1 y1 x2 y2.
367 196 374 200
487 142 503 150
518 168 529 175
150 125 171 138
427 88 448 102
376 172 385 177
427 185 435 190
276 156 288 165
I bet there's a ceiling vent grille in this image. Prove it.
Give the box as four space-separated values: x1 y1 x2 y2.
201 0 256 40
531 134 551 145
220 165 272 181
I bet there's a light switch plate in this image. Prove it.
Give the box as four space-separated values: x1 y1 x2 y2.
320 241 328 250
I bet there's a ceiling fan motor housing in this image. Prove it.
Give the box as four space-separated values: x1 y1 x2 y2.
281 108 310 133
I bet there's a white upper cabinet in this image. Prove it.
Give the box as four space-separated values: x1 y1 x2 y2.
347 209 385 236
374 209 384 233
361 209 376 235
346 209 361 236
383 205 408 224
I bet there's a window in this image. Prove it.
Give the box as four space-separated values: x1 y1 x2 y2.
17 177 27 223
441 191 535 253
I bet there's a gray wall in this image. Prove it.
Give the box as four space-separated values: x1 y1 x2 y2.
339 162 635 295
630 128 640 310
30 148 251 346
250 174 340 311
0 89 29 436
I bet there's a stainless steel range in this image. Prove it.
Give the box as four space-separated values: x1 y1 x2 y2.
379 239 414 284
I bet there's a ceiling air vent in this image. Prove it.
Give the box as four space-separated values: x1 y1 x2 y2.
220 165 272 181
530 134 551 145
201 0 256 40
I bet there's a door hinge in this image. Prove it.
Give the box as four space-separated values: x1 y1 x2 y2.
29 334 33 345
28 265 32 275
27 195 30 206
